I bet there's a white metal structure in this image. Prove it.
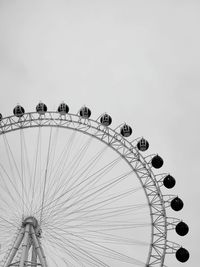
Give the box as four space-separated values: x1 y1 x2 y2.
4 217 47 267
0 105 189 266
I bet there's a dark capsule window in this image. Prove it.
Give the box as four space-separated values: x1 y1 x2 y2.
176 247 190 263
151 155 164 169
120 124 132 137
58 103 69 115
36 102 47 115
163 175 176 189
79 107 91 118
0 113 2 121
176 221 189 236
100 114 112 126
13 105 25 117
137 138 149 151
171 197 184 211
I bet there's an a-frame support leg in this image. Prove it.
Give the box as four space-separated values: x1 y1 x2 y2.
19 224 30 267
30 225 48 267
4 228 25 267
31 244 37 267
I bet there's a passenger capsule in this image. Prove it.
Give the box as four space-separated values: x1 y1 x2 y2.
151 155 164 169
137 138 149 151
176 247 190 262
100 113 112 126
0 113 2 121
175 221 189 236
79 106 91 118
120 124 132 137
13 105 25 117
171 197 184 211
163 175 176 189
36 102 47 115
58 103 69 115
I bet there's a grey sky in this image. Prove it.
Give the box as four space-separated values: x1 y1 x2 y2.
0 0 199 266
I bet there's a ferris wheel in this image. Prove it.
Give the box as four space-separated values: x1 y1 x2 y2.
0 102 189 267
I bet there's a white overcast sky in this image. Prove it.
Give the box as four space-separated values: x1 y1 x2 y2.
0 0 199 266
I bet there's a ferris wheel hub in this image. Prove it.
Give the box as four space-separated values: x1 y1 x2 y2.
23 216 38 228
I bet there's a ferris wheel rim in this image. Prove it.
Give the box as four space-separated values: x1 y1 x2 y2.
0 110 168 266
